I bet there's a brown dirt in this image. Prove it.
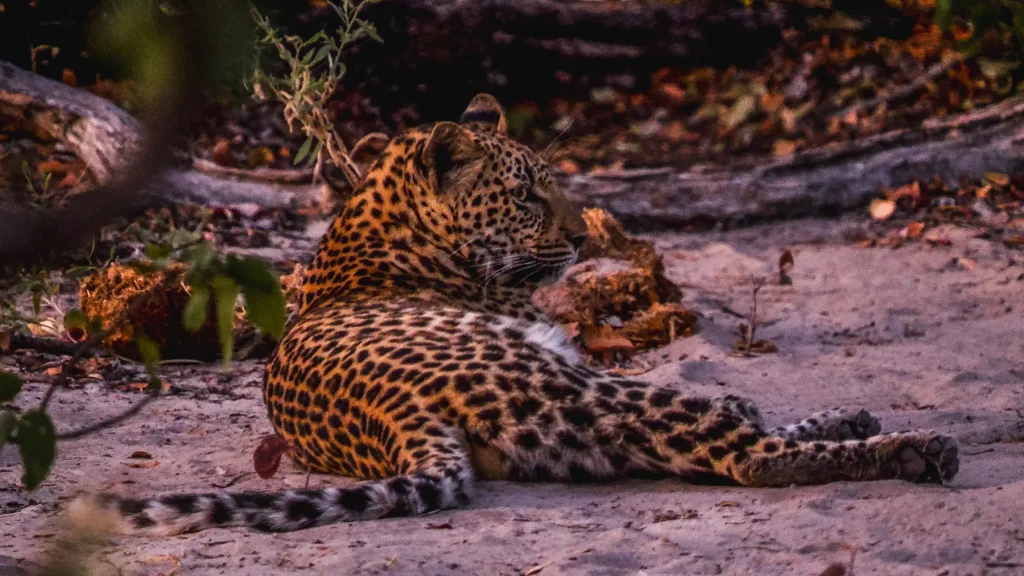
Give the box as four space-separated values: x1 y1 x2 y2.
2 216 1023 576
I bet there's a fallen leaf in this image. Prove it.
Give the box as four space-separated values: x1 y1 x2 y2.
652 509 698 522
868 198 896 221
903 221 925 238
657 83 686 104
581 325 635 358
985 172 1010 187
426 522 453 530
558 159 579 175
885 181 920 202
247 147 275 167
129 450 153 459
212 139 233 167
772 139 798 156
122 460 160 469
524 562 553 576
816 564 847 576
953 257 976 271
253 434 291 479
717 500 741 507
36 160 72 175
778 249 795 285
61 69 77 87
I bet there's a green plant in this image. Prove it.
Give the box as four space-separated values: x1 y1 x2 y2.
249 0 383 188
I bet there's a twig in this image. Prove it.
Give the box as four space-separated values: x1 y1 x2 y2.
830 53 968 120
8 333 107 358
743 278 767 356
55 390 160 440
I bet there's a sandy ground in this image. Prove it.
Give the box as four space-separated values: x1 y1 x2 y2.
2 215 1023 576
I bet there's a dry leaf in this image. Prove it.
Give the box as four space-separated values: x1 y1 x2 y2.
868 198 896 221
903 221 925 238
817 564 847 576
212 139 233 167
129 450 153 459
984 172 1010 187
953 257 976 270
558 159 580 175
772 139 798 156
253 434 291 479
581 325 635 357
247 147 275 167
524 562 553 576
426 522 453 530
61 68 77 87
122 460 160 469
778 249 795 285
0 330 10 352
717 500 741 507
885 181 920 202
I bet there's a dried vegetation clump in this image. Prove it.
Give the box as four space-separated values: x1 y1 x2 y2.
77 264 220 360
534 208 696 363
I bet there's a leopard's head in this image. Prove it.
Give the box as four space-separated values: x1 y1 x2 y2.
420 94 588 286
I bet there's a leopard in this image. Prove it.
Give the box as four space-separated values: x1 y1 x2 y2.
72 93 959 535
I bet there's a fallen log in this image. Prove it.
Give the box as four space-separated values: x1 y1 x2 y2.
0 60 317 266
4 58 1024 237
559 94 1024 227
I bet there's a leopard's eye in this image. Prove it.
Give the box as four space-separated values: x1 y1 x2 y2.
514 184 542 203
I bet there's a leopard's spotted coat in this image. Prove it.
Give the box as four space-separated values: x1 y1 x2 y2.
74 94 959 534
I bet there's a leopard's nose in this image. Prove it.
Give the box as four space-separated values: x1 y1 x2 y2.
568 233 588 250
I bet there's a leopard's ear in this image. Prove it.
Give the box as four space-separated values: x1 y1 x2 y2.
421 121 481 185
459 93 507 134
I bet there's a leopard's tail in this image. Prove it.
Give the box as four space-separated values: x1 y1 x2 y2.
67 468 473 535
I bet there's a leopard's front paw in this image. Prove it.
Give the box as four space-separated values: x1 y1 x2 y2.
836 409 882 440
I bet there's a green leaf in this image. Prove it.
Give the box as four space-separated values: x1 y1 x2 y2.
0 372 22 403
136 334 161 371
310 44 332 67
236 260 286 338
294 137 314 165
211 275 239 365
182 285 211 332
64 266 94 280
935 0 955 30
63 308 88 332
18 410 56 491
135 334 163 390
362 23 383 43
0 411 16 447
144 243 173 260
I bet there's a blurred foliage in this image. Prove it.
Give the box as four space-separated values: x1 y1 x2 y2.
250 0 382 187
935 0 1024 54
0 0 286 493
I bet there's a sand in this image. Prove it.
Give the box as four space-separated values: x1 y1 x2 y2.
2 215 1023 576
